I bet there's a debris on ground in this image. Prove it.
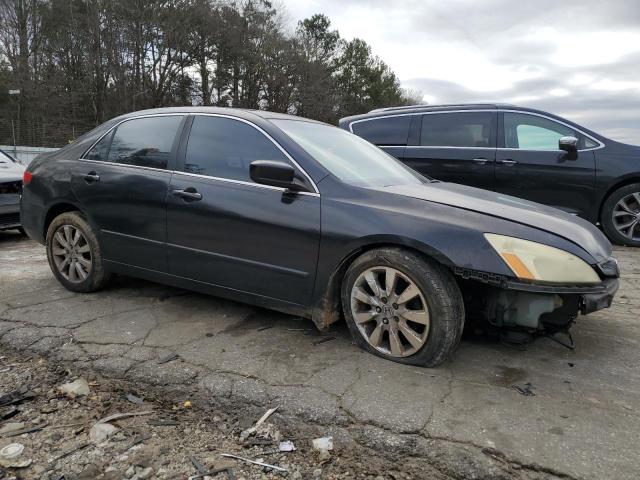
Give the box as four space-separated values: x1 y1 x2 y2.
312 336 336 346
279 440 296 452
512 382 536 396
239 406 278 442
58 378 90 397
126 393 145 404
220 452 287 472
0 348 468 479
312 436 333 452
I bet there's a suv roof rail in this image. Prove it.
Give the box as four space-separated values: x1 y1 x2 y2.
368 104 428 114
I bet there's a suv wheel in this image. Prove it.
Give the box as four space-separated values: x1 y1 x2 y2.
46 212 111 292
601 183 640 247
341 247 464 367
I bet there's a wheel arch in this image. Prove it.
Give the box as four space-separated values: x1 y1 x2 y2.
311 235 454 331
42 201 83 239
598 176 640 223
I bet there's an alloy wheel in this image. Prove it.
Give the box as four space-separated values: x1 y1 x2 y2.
51 224 92 283
350 266 430 357
612 192 640 241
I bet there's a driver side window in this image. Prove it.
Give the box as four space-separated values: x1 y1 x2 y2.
504 113 578 151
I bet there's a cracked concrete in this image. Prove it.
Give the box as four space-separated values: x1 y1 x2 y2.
1 231 639 479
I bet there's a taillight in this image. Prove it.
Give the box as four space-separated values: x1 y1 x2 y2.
23 171 33 185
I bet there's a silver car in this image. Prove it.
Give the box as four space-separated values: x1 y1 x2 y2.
0 149 25 231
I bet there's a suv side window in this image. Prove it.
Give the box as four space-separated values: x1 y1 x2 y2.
185 116 289 182
107 116 184 169
351 116 411 146
420 112 494 147
504 112 580 151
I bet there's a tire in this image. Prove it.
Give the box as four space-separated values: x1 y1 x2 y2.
46 211 111 292
341 247 464 367
601 183 640 247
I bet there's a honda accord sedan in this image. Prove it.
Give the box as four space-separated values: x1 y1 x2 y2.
20 107 619 366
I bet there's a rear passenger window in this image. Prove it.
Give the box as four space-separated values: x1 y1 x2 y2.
420 112 494 148
351 116 411 146
84 130 114 161
185 116 289 182
107 116 184 170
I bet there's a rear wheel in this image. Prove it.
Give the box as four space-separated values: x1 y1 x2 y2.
601 183 640 247
341 247 464 367
46 212 111 292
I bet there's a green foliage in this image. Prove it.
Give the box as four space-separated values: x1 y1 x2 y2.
0 0 418 145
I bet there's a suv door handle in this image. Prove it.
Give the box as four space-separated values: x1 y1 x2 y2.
472 158 490 165
497 159 518 166
82 172 100 183
172 188 202 201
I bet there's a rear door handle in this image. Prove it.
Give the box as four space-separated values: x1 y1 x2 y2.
172 188 202 201
472 158 490 165
497 159 518 166
82 172 100 182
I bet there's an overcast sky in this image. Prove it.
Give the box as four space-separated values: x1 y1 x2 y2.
281 0 640 144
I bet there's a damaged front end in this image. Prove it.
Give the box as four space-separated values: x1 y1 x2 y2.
455 265 619 344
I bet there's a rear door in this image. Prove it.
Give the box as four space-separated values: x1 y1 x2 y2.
401 111 497 190
494 111 597 217
166 115 320 306
349 115 411 161
71 114 185 271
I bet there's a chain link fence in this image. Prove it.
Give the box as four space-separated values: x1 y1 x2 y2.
0 119 97 150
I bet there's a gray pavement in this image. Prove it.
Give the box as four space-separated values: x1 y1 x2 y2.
1 231 639 479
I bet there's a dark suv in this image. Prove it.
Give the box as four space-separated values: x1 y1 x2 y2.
340 104 640 246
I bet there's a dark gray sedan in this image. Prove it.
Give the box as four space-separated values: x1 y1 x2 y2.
20 107 619 366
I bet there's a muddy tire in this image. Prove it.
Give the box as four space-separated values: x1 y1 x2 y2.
341 247 464 367
46 211 111 293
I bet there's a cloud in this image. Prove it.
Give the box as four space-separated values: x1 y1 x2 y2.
281 0 640 143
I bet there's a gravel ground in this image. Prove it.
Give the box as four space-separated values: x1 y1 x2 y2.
0 348 452 480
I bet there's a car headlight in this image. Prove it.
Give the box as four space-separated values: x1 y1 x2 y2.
484 233 601 284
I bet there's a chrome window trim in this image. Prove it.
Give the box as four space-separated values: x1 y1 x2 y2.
173 170 319 197
80 112 320 195
78 157 171 174
348 108 605 153
190 113 319 194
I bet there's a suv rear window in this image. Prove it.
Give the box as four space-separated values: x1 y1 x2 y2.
351 116 411 146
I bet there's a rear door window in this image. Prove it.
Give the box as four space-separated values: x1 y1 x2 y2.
420 112 494 148
107 116 184 169
351 116 411 146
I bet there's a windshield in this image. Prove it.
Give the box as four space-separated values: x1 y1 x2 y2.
272 119 427 187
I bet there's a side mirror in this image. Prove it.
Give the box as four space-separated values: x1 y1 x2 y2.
250 160 305 191
559 136 578 160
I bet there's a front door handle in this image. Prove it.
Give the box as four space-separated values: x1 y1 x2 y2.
172 188 202 201
497 159 518 166
82 172 100 183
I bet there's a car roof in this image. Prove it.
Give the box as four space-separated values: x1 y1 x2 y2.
338 103 565 125
114 106 325 125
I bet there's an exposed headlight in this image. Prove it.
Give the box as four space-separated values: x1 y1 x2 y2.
484 233 601 284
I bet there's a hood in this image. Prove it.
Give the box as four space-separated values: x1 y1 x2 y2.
0 153 25 182
374 181 612 263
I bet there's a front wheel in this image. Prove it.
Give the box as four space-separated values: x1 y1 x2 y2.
341 248 464 367
601 183 640 247
46 211 111 292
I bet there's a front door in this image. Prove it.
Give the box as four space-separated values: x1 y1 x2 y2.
494 111 597 218
402 111 497 190
166 115 320 306
71 115 185 271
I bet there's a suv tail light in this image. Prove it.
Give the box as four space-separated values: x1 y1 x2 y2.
23 171 33 185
